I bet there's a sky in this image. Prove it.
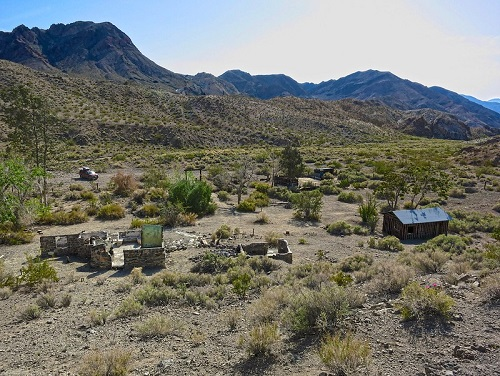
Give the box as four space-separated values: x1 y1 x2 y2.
1 0 499 100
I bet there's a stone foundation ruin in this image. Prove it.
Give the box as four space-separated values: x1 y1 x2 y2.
40 227 166 270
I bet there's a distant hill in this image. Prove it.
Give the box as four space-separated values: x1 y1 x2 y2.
0 21 499 139
220 69 500 130
462 95 500 114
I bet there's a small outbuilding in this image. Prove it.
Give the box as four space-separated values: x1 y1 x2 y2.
382 207 452 240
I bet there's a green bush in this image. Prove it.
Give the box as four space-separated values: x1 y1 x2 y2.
237 199 256 212
138 203 160 218
331 271 353 287
80 191 97 201
415 234 471 255
113 297 143 318
339 254 373 272
327 221 353 236
134 284 178 307
398 282 454 321
369 236 404 252
214 224 232 239
319 184 341 195
338 191 363 204
39 206 89 225
191 252 235 274
319 333 371 375
0 228 34 245
97 203 125 220
18 256 58 287
169 177 215 216
249 191 270 208
291 190 323 221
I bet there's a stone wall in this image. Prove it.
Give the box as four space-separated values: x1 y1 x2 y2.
90 244 111 269
123 247 166 269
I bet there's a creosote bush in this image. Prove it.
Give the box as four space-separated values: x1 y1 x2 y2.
319 332 371 375
18 255 59 288
338 191 363 204
135 313 180 338
368 236 404 252
327 221 353 236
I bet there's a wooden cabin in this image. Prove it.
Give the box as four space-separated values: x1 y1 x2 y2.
382 207 452 240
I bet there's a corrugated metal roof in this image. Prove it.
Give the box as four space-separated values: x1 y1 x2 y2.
391 207 452 225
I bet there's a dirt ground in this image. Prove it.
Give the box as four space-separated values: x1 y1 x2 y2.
0 169 499 376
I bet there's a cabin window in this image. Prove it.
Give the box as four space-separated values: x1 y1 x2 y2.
407 226 414 234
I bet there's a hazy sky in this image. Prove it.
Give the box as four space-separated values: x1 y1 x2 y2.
1 0 499 100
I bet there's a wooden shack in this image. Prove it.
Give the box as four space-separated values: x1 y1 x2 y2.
382 207 452 240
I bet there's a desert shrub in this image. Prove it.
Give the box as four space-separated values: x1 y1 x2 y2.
191 252 236 274
110 171 138 197
399 248 450 274
327 221 353 236
138 203 160 218
69 183 85 191
230 268 253 298
331 271 353 287
290 190 323 221
240 323 280 357
254 211 270 224
19 304 41 321
80 190 97 201
130 267 146 285
319 333 371 375
264 231 281 246
36 292 57 309
481 273 500 303
353 225 369 235
78 347 132 376
0 286 12 299
0 259 15 287
319 183 341 195
339 254 373 272
132 189 147 204
338 191 363 204
366 260 415 295
147 187 167 202
135 313 180 338
253 182 271 194
248 287 290 325
449 210 500 234
267 187 290 201
282 285 349 335
0 227 34 245
39 206 89 225
225 308 242 331
134 284 178 307
247 256 280 274
18 256 58 288
169 177 215 216
97 203 125 220
237 199 256 212
448 188 466 198
177 212 198 226
60 293 72 307
249 191 270 208
89 309 110 326
217 190 230 202
214 224 232 240
369 236 404 252
415 234 471 255
114 297 143 318
358 194 379 232
130 217 160 229
141 167 170 190
493 202 500 213
398 282 454 321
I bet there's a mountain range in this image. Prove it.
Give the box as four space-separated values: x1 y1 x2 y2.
1 21 500 141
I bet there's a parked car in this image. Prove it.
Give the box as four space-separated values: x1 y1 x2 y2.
79 167 99 181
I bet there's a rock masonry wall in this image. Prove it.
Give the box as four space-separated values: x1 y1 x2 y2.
123 247 165 269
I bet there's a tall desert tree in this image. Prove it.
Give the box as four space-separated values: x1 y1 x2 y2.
0 158 44 229
232 157 256 205
279 145 305 179
0 85 64 204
